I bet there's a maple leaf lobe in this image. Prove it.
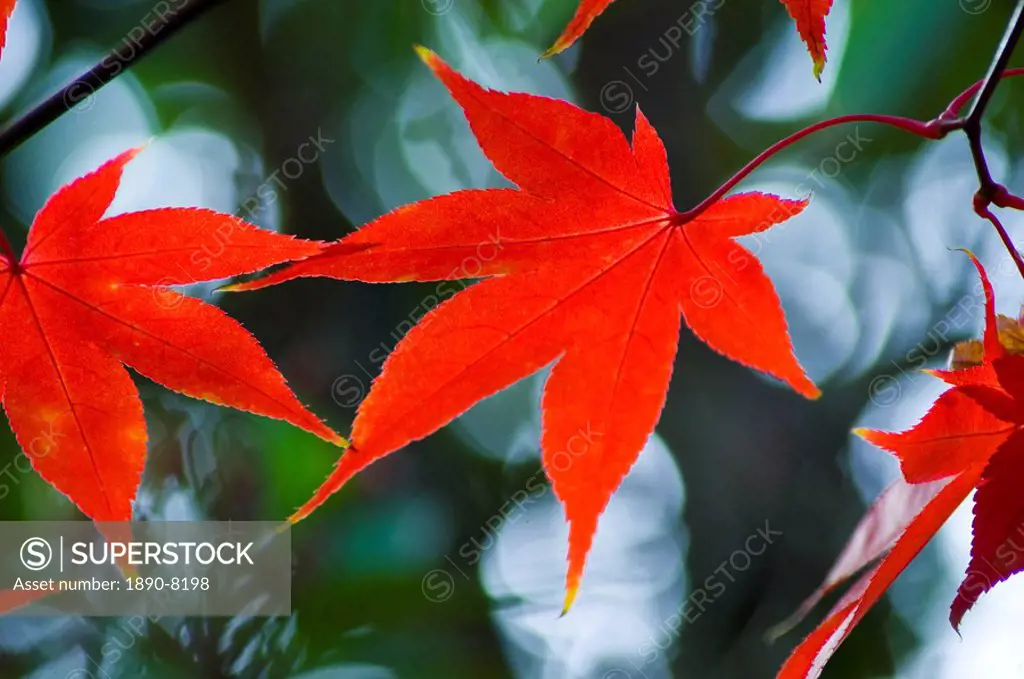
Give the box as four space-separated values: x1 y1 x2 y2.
950 429 1024 630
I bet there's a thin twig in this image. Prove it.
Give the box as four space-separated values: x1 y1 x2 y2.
979 205 1024 280
0 0 231 158
942 67 1024 120
955 0 1024 282
675 68 1024 223
675 113 943 222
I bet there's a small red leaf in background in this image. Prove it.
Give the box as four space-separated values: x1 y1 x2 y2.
0 0 15 60
778 0 835 79
777 470 984 679
233 47 818 610
776 252 1024 678
544 0 834 78
542 0 615 58
765 477 950 644
0 148 343 523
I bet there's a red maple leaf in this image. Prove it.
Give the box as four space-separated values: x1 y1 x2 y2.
231 47 819 610
777 252 1024 678
0 0 15 60
0 148 344 523
545 0 834 78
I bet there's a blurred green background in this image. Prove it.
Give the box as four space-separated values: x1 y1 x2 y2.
0 0 1022 677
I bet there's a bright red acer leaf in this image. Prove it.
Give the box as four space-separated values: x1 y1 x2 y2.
545 0 834 77
0 0 15 60
777 253 1024 678
0 148 343 523
232 47 819 610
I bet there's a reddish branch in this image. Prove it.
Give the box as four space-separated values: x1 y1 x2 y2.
958 0 1024 273
978 205 1024 280
679 64 1024 224
678 4 1024 252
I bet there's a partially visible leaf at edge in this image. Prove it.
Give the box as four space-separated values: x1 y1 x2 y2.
765 477 948 643
778 0 835 80
777 468 984 679
0 148 344 524
542 0 615 58
776 252 1024 678
544 0 834 78
0 0 15 61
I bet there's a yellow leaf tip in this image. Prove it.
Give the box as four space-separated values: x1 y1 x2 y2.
561 583 579 616
813 58 826 82
413 44 438 67
798 378 822 400
217 278 270 293
121 141 152 163
540 30 575 60
540 44 561 60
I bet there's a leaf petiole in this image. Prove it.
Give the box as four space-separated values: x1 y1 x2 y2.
677 65 1024 225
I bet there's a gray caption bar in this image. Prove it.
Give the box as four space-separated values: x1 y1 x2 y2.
0 522 290 616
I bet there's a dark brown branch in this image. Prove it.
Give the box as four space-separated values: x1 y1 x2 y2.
959 0 1024 199
0 0 232 158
